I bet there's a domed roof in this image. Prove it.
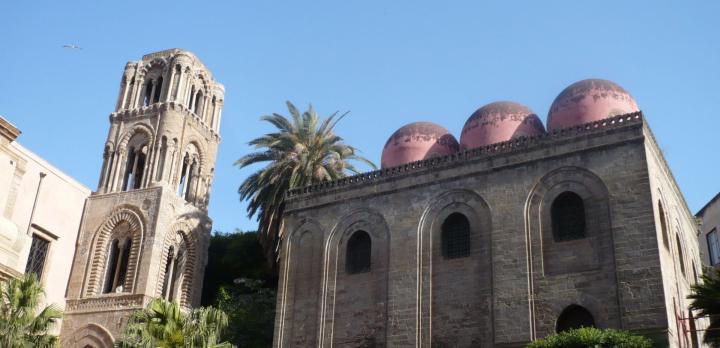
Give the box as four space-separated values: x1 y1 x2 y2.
459 101 546 150
547 79 639 131
381 122 459 168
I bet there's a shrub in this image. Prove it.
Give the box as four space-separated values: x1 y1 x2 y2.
528 327 652 348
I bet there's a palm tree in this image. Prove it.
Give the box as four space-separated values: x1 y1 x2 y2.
0 273 63 348
689 267 720 347
117 298 234 348
236 101 375 265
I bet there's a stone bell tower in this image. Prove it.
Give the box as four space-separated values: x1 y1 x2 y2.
59 49 224 347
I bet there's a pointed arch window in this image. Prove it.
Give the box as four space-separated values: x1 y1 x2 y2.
676 233 686 276
153 76 163 103
551 192 586 241
556 305 595 332
143 80 153 106
441 213 470 259
659 201 670 248
346 231 371 274
103 237 133 294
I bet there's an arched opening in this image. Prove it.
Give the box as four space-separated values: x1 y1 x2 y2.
346 231 371 274
441 212 471 259
178 153 189 196
676 233 686 276
551 191 586 241
161 246 175 300
659 201 670 248
102 239 120 294
172 65 181 100
556 305 595 332
143 80 153 106
153 76 163 103
122 145 147 191
194 90 204 116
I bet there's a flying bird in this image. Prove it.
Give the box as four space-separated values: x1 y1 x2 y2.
62 44 82 50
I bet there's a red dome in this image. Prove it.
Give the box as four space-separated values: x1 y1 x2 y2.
460 101 546 150
381 122 459 168
547 79 639 131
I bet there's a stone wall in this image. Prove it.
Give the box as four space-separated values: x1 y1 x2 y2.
274 114 705 347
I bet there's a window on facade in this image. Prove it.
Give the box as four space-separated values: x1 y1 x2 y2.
708 228 720 266
551 192 586 241
103 239 120 294
194 90 203 116
143 80 153 106
153 77 163 103
103 237 132 294
556 305 595 333
441 213 471 259
346 231 371 274
178 154 189 196
659 201 670 248
25 234 50 279
676 233 686 276
161 246 175 300
122 142 148 191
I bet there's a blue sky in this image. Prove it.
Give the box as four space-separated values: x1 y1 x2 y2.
2 1 719 233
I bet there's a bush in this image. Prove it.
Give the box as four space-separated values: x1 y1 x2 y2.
528 327 652 348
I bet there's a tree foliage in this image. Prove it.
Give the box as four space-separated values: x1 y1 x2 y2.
116 298 234 348
689 267 720 347
236 101 375 265
201 230 272 306
0 273 62 348
527 327 652 348
216 279 276 348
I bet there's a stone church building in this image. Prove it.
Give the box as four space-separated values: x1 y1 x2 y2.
274 80 705 347
57 49 224 347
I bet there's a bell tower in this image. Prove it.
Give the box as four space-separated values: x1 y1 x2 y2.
60 49 224 347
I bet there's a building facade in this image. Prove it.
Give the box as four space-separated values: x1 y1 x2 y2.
59 49 224 347
274 80 705 347
697 193 720 269
0 116 91 335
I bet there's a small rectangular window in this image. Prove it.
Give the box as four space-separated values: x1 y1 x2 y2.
25 234 50 279
707 228 720 266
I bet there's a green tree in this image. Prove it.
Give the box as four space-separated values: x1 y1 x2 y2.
236 101 375 265
689 267 720 347
216 278 276 348
527 327 652 348
201 230 272 306
0 273 62 348
117 298 234 348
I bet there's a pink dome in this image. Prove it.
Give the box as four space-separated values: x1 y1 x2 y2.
547 79 639 131
381 122 459 168
460 101 546 150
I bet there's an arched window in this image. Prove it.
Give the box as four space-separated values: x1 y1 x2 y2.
659 201 669 248
551 192 586 241
441 213 470 259
122 143 148 191
556 305 595 332
346 231 371 274
194 90 204 116
188 85 196 109
172 65 181 100
676 233 686 276
153 76 163 103
178 153 189 196
102 237 134 294
161 246 175 299
143 80 153 106
103 239 120 294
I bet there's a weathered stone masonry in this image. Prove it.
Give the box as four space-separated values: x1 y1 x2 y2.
274 113 705 347
59 49 223 347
